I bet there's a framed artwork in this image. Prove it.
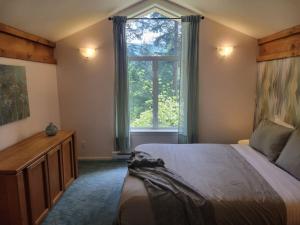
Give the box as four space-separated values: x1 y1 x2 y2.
0 64 30 126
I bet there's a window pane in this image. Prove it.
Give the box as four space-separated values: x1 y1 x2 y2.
129 61 153 128
126 9 181 130
158 61 179 128
126 12 181 57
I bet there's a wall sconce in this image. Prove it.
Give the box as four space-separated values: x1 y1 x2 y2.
217 46 234 57
80 48 96 59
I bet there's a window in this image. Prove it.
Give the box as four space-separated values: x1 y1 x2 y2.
126 9 181 130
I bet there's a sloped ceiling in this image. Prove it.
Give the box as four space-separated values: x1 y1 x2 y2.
0 0 299 41
170 0 300 39
0 0 140 41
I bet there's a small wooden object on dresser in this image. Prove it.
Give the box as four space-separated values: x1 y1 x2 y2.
0 130 77 225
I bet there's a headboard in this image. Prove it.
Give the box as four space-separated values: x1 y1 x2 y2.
254 25 300 128
254 56 300 128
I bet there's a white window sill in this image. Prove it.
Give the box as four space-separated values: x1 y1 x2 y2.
130 129 178 133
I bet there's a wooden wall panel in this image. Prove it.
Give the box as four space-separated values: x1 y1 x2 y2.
0 173 28 225
257 25 300 62
0 131 76 225
47 146 64 205
25 156 50 225
62 137 75 189
0 23 56 64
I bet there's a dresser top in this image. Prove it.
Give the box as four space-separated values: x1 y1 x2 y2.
0 130 74 175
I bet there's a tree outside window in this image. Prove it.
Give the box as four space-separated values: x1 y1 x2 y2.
126 9 181 130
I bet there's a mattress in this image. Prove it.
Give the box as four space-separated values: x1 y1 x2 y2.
117 144 300 225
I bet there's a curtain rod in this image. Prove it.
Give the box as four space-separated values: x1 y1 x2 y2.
108 16 204 20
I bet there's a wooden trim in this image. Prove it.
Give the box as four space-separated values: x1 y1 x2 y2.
0 47 57 64
25 156 50 225
0 131 75 175
72 133 79 178
258 25 300 45
0 23 56 64
257 24 300 62
47 146 64 206
0 23 55 47
0 131 77 225
16 172 29 225
0 173 29 225
257 49 300 62
62 137 75 189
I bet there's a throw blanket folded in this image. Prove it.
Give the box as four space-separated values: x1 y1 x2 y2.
128 151 217 225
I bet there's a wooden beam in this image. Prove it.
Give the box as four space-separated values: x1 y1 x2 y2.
258 25 300 45
257 49 300 62
0 23 56 64
0 23 55 47
257 24 300 62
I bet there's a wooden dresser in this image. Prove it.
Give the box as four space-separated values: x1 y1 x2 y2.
0 130 77 225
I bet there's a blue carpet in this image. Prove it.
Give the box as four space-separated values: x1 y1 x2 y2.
42 161 128 225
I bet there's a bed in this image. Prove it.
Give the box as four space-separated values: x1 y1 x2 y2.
116 143 300 225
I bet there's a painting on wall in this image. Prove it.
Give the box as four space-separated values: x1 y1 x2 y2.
0 64 30 126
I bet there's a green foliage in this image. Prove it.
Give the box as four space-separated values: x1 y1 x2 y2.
131 95 179 128
127 11 181 129
126 12 181 56
128 61 153 127
131 109 152 127
158 95 179 128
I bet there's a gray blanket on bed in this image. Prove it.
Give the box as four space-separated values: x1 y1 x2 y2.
128 151 216 225
127 147 286 225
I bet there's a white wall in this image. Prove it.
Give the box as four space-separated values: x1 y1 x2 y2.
0 57 61 150
55 20 115 159
55 2 257 159
198 19 257 144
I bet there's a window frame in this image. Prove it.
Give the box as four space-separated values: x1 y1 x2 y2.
126 9 181 131
128 55 179 131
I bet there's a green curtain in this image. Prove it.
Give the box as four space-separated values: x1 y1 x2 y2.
113 16 130 153
178 16 201 144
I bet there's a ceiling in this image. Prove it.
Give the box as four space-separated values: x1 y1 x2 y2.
170 0 300 39
0 0 140 41
0 0 299 41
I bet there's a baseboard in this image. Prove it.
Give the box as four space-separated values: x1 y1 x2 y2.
78 153 131 161
78 156 113 161
112 151 131 160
